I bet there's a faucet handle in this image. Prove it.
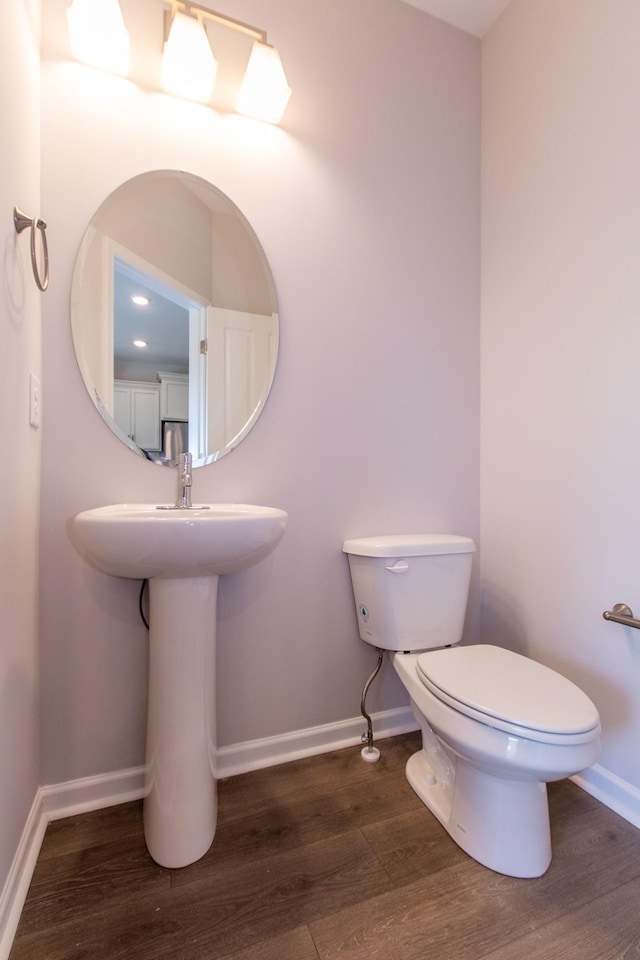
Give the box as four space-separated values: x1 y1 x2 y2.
178 452 192 484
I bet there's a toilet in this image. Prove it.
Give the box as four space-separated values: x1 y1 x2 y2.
342 534 601 878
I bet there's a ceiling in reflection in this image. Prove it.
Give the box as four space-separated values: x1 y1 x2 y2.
113 267 189 377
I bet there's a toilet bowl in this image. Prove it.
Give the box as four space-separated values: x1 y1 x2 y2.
343 534 601 878
394 645 600 876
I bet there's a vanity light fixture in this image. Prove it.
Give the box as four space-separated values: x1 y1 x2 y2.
65 0 291 123
66 0 130 76
162 1 291 122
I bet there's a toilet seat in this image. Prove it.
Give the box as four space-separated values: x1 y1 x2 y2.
416 644 600 746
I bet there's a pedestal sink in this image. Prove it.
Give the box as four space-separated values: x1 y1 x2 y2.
72 503 287 868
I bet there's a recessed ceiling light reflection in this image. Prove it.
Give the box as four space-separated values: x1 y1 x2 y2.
133 339 148 348
131 294 150 306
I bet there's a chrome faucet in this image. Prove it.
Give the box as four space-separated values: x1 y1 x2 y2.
175 452 193 508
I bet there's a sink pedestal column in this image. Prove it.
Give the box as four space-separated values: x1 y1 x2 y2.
144 575 218 868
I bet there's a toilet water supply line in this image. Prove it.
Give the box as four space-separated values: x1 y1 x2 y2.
360 649 384 762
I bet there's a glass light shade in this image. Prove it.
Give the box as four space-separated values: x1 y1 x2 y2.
66 0 130 76
161 11 218 104
236 42 292 124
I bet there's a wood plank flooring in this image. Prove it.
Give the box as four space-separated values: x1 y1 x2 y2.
10 732 640 959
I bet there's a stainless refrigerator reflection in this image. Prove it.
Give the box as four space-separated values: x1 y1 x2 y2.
162 420 188 460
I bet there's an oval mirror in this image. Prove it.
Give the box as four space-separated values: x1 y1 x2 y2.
71 170 279 467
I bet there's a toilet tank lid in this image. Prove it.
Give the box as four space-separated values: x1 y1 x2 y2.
342 534 476 558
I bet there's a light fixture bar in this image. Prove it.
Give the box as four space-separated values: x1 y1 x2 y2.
164 1 266 43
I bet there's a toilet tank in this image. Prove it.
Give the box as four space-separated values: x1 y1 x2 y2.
343 534 475 652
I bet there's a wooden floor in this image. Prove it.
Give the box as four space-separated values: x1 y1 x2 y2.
10 731 640 960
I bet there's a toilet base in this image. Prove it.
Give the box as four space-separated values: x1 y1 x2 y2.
406 750 552 878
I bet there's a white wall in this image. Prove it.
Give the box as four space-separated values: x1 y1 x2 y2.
0 0 41 925
38 0 480 784
482 0 640 819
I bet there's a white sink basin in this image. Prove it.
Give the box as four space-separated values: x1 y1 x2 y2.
73 502 288 579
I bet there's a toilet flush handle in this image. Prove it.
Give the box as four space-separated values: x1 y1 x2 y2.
385 559 409 573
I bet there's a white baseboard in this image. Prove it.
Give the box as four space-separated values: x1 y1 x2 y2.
39 765 147 822
215 705 419 778
0 793 47 960
0 766 147 960
572 762 640 830
0 707 416 960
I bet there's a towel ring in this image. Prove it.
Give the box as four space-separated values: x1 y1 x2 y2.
14 206 49 292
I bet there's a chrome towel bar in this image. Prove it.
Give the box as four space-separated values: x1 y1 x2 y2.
603 603 640 629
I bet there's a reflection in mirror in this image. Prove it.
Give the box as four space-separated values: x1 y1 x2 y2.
71 171 279 467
